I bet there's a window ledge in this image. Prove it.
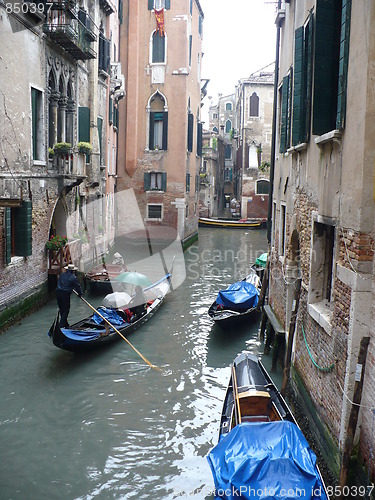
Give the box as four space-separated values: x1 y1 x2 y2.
314 129 342 146
33 160 47 167
287 142 307 154
145 190 165 193
308 301 332 335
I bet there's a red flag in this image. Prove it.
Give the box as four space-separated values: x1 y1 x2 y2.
155 8 165 36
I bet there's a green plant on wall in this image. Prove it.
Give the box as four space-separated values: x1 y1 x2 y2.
53 142 72 154
77 142 93 154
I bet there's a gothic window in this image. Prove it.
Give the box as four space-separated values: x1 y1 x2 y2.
249 92 259 117
148 92 168 150
225 119 232 134
31 88 44 161
152 31 165 63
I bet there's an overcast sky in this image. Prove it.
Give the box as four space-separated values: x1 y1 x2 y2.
199 0 277 121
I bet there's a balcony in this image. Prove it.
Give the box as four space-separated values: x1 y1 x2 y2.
44 7 96 60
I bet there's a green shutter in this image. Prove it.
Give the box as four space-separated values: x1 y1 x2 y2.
144 172 151 191
162 112 168 150
97 117 103 164
312 0 341 136
118 0 123 23
78 107 90 142
336 0 351 130
15 201 32 257
280 75 289 153
109 97 113 124
149 112 155 149
292 27 304 146
165 0 170 10
5 208 11 265
304 13 313 142
161 172 167 191
148 0 153 10
187 113 193 152
152 32 165 63
31 88 38 161
197 122 203 156
186 173 190 193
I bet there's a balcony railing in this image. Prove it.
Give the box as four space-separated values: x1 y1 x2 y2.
44 9 96 60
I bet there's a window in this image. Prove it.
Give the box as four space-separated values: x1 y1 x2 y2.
31 87 44 161
225 144 232 159
4 201 32 264
225 102 232 111
196 121 203 156
310 220 335 304
188 34 192 67
256 179 270 195
249 92 259 117
225 119 232 134
292 15 313 146
312 0 351 135
186 172 190 193
147 204 163 219
187 112 194 152
98 33 111 74
152 31 165 63
148 92 168 150
213 126 218 133
279 204 286 257
144 172 167 191
78 107 90 143
279 72 292 153
148 0 170 10
198 15 203 36
97 117 103 165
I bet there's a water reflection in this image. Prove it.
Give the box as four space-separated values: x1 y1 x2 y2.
0 228 269 499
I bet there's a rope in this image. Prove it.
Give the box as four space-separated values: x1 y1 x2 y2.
301 324 335 372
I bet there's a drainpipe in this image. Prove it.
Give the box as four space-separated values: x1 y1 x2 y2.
267 0 281 243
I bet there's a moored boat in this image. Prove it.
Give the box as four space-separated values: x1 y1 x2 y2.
208 271 261 328
198 217 263 229
85 263 128 293
48 271 172 352
207 353 329 499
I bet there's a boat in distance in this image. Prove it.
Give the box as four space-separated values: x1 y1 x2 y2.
208 270 261 328
48 271 172 352
198 217 263 228
85 263 128 293
207 352 329 499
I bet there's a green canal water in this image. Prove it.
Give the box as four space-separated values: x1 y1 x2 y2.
0 228 275 499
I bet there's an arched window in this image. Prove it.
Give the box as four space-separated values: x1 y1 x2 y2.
249 92 259 117
256 179 270 195
152 31 165 63
213 126 218 133
225 119 232 134
148 91 168 150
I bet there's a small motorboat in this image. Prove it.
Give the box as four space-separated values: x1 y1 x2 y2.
208 270 261 328
48 271 172 352
198 217 263 228
207 353 329 499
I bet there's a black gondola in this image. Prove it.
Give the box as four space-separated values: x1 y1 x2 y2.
48 271 172 352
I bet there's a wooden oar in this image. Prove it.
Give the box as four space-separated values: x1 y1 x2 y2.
73 291 160 372
231 363 242 426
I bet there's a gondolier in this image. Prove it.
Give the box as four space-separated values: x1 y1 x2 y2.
56 264 83 328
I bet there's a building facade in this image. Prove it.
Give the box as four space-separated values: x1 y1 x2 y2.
117 0 204 245
270 0 375 477
0 0 123 321
235 72 273 221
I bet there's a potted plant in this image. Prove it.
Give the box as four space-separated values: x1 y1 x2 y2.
48 147 55 159
45 235 68 251
77 142 93 155
53 142 72 155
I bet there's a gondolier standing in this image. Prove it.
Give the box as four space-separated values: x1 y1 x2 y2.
56 264 83 327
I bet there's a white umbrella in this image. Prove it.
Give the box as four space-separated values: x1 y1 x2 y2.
102 291 132 308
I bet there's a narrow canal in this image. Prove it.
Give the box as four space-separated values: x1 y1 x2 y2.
0 228 271 499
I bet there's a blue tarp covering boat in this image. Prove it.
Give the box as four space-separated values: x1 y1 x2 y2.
216 281 259 310
91 307 125 326
207 421 328 500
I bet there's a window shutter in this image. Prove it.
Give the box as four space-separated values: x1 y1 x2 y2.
165 0 170 9
15 201 32 257
161 172 167 191
162 112 168 150
197 121 202 156
336 0 351 130
312 0 341 136
5 208 11 265
149 112 155 149
109 97 113 124
187 112 193 152
78 106 90 142
148 0 153 10
304 13 313 142
280 75 289 153
186 173 190 193
152 32 165 63
97 117 103 164
189 34 192 67
31 88 38 161
292 26 304 146
144 172 151 191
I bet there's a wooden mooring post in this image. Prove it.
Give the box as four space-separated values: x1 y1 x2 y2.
338 336 370 497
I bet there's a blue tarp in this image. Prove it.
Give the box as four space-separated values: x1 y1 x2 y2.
207 421 328 500
61 328 102 342
216 281 259 310
91 307 125 326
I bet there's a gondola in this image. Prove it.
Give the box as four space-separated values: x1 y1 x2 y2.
48 271 172 352
85 263 128 293
208 270 261 328
198 217 263 228
207 353 329 499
